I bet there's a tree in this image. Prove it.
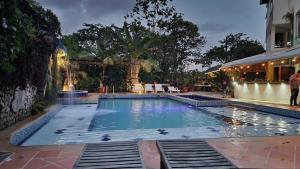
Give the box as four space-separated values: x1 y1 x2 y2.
199 33 265 68
126 0 177 31
64 24 122 86
153 15 206 82
113 22 157 88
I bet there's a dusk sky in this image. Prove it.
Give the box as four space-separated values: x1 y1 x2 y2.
36 0 267 70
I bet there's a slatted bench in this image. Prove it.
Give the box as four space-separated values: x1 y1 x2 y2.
157 139 237 169
74 141 145 169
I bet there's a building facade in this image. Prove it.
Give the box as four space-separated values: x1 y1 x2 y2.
221 0 300 104
262 0 300 52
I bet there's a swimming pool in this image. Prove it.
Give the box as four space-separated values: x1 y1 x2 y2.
21 98 300 145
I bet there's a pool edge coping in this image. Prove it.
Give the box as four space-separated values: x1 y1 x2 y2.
10 104 64 145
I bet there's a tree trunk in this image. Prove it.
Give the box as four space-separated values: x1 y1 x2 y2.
127 58 141 91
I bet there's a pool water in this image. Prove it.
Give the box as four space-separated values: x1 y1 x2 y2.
90 99 225 131
21 98 300 146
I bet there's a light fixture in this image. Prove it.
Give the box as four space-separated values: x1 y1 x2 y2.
293 58 296 62
247 65 250 69
256 72 259 75
261 63 265 66
281 60 285 64
271 62 274 65
240 66 243 69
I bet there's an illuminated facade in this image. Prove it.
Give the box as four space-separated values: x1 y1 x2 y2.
221 0 300 104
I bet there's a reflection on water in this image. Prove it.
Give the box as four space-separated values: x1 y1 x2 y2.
22 99 300 145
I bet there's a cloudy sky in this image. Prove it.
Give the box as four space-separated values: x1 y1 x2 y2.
36 0 266 70
37 0 266 47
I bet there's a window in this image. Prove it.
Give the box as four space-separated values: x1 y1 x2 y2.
275 33 284 48
273 66 295 82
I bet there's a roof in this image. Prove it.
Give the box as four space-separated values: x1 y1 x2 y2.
221 47 300 69
221 53 267 69
204 65 221 74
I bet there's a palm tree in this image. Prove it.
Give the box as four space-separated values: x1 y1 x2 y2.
114 22 157 89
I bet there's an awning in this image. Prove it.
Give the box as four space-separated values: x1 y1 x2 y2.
221 46 300 69
271 47 300 60
204 65 221 74
221 53 267 69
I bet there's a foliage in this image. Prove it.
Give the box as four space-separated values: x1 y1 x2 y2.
31 101 46 115
199 33 265 67
176 70 205 87
153 15 206 82
63 35 82 59
209 71 230 91
63 0 206 90
0 0 61 94
0 0 23 74
126 0 176 31
283 11 294 23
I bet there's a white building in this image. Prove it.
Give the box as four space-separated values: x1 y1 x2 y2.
221 0 300 104
262 0 300 52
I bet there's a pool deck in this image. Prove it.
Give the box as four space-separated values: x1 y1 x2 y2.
2 92 300 168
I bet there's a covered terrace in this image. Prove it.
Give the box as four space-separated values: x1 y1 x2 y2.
221 47 300 104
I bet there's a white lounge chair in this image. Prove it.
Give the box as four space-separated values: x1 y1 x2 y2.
144 84 154 93
132 83 144 93
154 84 164 93
168 86 180 93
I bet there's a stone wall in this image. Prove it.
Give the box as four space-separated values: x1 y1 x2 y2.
0 84 36 130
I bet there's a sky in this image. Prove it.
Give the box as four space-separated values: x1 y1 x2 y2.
36 0 267 70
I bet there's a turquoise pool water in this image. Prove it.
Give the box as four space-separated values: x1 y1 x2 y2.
90 99 226 131
21 98 300 145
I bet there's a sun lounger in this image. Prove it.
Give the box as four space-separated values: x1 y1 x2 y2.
74 141 145 169
157 139 237 169
154 84 164 93
132 83 144 93
168 86 180 93
144 84 154 93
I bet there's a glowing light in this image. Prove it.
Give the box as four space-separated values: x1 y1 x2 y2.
243 72 247 74
229 68 232 71
293 58 296 62
281 60 285 64
234 67 238 70
261 63 265 66
256 72 259 75
240 66 243 69
247 65 250 69
271 62 274 65
232 77 235 81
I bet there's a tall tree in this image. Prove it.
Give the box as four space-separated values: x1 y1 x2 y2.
114 22 157 87
154 15 206 81
126 0 177 31
199 33 265 67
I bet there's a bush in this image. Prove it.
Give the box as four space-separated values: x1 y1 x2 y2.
31 101 46 115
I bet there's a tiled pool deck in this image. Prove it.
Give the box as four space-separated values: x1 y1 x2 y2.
2 92 300 168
